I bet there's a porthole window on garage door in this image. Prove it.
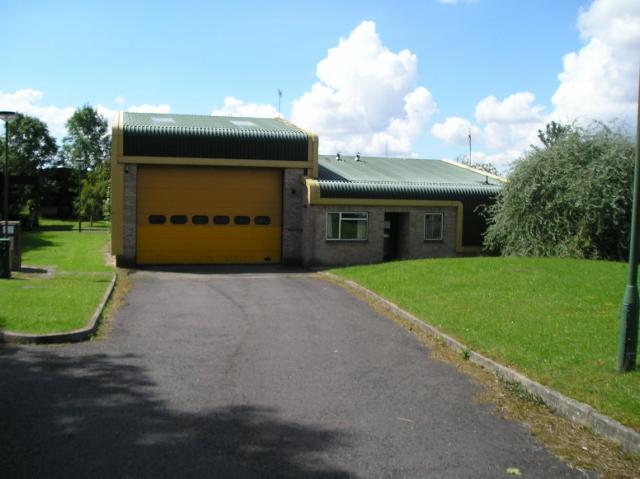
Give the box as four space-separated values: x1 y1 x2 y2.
148 215 166 225
254 216 271 225
234 216 251 225
192 215 209 225
170 215 188 225
213 215 230 225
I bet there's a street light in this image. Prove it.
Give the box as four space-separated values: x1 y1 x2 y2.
0 111 17 279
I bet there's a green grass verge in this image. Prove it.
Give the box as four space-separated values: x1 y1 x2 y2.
332 257 640 431
0 219 113 334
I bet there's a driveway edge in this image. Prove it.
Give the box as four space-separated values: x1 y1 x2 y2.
0 274 117 345
320 271 640 455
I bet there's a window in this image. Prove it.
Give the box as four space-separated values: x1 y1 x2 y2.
254 216 271 225
192 215 209 225
148 215 166 225
424 213 443 241
234 216 250 225
326 212 368 241
213 215 230 225
170 215 188 225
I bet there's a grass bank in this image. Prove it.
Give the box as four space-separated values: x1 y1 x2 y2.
332 257 640 431
0 219 112 334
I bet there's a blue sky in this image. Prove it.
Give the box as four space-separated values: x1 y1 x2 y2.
3 0 638 170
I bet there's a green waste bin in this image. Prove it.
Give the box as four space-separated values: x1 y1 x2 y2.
0 237 11 278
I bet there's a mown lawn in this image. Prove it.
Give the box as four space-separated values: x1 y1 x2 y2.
0 220 113 334
332 257 640 431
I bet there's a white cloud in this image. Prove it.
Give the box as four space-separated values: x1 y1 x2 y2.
431 117 481 145
431 0 640 172
551 0 639 126
291 20 437 157
212 97 278 117
128 103 171 114
0 89 75 139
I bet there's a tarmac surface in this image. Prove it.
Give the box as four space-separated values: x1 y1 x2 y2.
0 266 589 478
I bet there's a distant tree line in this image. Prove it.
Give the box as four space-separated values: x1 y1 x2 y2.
0 106 111 228
484 121 635 261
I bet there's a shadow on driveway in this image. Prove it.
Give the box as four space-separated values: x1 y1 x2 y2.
0 346 351 478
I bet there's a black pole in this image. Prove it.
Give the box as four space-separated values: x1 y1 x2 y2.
618 70 640 372
4 120 8 240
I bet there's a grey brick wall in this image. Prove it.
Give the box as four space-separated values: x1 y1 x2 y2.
303 205 457 266
282 169 304 265
118 163 137 267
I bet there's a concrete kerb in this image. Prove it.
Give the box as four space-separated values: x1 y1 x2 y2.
0 274 117 345
319 271 640 456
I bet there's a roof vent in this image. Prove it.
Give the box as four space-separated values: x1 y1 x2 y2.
336 152 342 161
355 152 361 162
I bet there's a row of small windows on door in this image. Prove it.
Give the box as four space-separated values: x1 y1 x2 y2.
147 215 272 226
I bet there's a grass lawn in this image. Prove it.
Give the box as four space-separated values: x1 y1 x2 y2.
332 257 640 431
0 219 113 334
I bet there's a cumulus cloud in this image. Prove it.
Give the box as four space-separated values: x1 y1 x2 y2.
128 103 171 114
551 0 640 126
0 89 75 138
432 0 639 172
431 117 481 145
291 21 437 157
212 97 278 117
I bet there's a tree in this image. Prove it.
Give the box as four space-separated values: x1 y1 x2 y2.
60 106 111 225
0 113 58 220
60 105 110 170
471 162 499 176
535 121 573 149
484 122 635 260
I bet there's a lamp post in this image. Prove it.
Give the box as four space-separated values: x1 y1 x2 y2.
0 111 17 279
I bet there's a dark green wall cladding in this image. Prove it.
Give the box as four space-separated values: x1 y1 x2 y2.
123 126 309 161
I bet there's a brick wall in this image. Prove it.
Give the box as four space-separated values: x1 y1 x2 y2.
303 204 457 266
118 163 137 267
281 169 304 265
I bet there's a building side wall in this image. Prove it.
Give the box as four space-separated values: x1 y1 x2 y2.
118 163 137 266
281 169 304 265
304 205 457 266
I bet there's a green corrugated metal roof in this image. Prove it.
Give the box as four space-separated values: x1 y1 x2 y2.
123 112 302 133
122 112 308 161
318 155 504 199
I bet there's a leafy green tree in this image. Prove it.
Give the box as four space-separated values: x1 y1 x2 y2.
60 105 110 170
535 121 573 149
484 122 635 260
60 106 111 225
0 113 58 220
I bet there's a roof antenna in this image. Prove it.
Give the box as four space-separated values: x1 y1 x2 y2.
355 152 361 162
336 152 341 161
277 89 282 118
468 129 472 166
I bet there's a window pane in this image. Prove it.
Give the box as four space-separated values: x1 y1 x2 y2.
170 215 188 225
254 216 271 225
148 215 166 225
326 213 340 239
213 215 230 225
192 215 209 225
341 212 367 220
341 219 367 240
425 214 443 240
234 216 250 225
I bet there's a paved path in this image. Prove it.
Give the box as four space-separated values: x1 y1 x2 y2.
0 267 587 478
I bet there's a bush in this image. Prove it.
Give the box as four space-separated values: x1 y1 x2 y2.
484 123 635 260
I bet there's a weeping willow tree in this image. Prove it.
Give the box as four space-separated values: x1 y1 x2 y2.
484 122 635 260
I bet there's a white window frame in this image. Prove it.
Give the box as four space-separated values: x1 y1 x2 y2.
424 213 444 241
326 212 368 241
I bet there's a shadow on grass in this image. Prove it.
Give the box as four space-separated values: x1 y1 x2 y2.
0 347 352 478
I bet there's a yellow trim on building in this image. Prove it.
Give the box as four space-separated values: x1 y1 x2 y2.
110 111 124 255
275 118 319 178
302 177 481 254
120 155 311 170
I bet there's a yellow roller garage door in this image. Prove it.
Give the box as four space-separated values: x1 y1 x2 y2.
137 165 282 264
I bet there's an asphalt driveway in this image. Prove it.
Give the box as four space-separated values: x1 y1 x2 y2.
0 267 586 478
